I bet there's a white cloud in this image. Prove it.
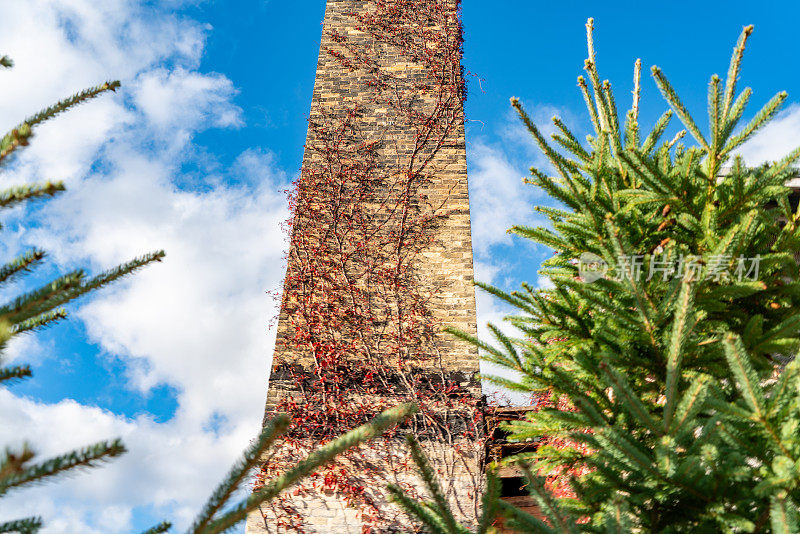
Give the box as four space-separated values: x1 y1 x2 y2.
468 141 539 256
739 103 800 165
467 102 573 257
135 68 242 133
0 1 289 532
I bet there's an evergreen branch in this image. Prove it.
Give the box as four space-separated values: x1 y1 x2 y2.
0 183 65 210
0 439 126 496
70 251 165 297
0 365 32 384
624 109 640 153
720 87 752 141
722 333 765 417
552 116 591 162
617 149 683 205
497 499 555 533
510 225 572 253
199 404 418 534
0 125 32 165
605 221 658 341
664 279 695 430
631 58 642 123
583 19 614 138
0 271 85 325
584 63 610 138
667 129 686 149
479 372 540 394
474 281 537 316
602 498 634 533
599 362 661 434
722 25 754 121
704 210 756 276
722 91 787 154
487 323 524 370
763 145 800 181
24 82 120 128
557 278 641 331
527 168 582 211
2 251 165 325
403 434 461 534
770 496 799 534
641 110 673 154
669 375 710 436
651 66 708 149
601 80 622 150
547 365 609 422
0 249 46 285
445 326 525 371
511 98 574 183
0 82 119 165
750 315 800 356
585 18 597 69
0 56 12 69
708 74 722 150
0 444 34 480
520 465 577 533
768 360 799 418
0 517 42 533
387 484 451 534
577 76 602 136
140 522 172 534
11 309 67 335
596 428 662 480
189 415 290 533
477 470 500 534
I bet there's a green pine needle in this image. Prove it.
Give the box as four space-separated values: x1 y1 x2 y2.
0 517 43 534
0 249 47 285
403 434 462 534
189 414 290 533
12 309 68 335
0 439 126 496
722 25 754 121
197 403 417 534
23 81 121 128
651 66 709 150
139 521 172 534
0 183 65 210
0 365 32 384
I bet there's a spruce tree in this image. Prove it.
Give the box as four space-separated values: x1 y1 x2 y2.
0 56 417 533
453 19 800 532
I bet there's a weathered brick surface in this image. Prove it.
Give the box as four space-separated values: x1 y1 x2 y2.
247 1 480 531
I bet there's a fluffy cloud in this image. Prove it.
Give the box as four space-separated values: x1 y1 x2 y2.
0 1 289 532
468 141 536 256
739 103 800 165
135 68 243 133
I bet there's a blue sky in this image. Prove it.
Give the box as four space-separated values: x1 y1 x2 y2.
0 1 798 532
